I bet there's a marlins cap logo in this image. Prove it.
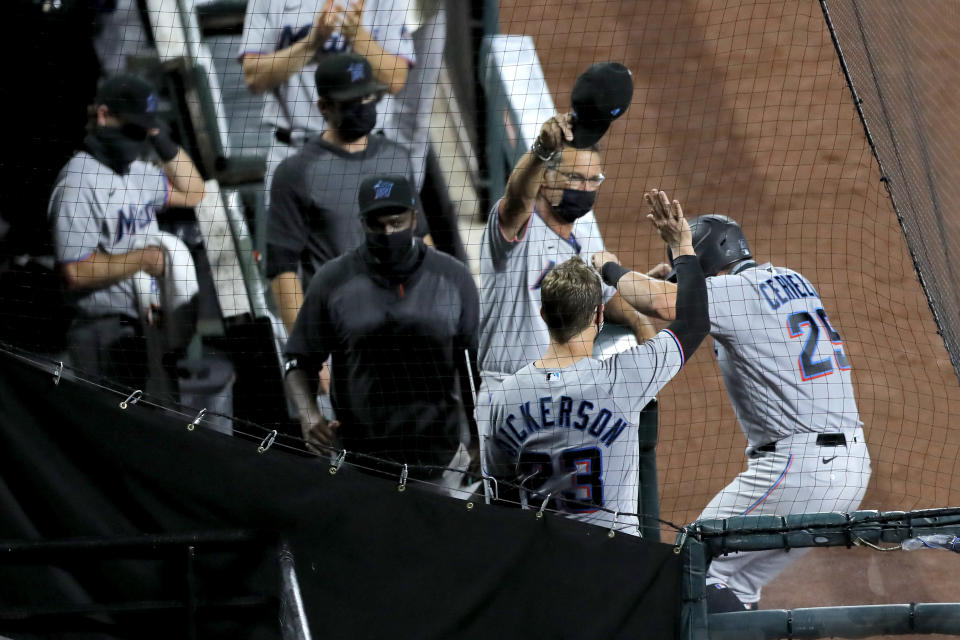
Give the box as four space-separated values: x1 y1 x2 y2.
374 180 394 199
146 93 158 113
348 62 365 82
610 107 622 116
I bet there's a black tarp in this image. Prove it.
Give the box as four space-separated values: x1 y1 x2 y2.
0 351 680 639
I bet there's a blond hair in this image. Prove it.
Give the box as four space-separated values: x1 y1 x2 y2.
540 257 603 343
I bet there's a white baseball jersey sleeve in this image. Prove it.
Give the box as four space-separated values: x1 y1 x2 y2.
480 330 684 534
707 263 862 447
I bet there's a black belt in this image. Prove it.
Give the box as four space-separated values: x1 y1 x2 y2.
757 433 847 453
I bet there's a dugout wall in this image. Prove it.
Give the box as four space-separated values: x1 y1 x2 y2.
0 349 685 639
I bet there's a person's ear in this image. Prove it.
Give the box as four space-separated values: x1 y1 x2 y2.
596 304 605 326
96 104 110 127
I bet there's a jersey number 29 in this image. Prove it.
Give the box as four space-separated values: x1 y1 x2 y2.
787 308 850 380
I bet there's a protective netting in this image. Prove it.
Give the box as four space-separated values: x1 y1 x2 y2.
823 0 960 386
5 0 960 622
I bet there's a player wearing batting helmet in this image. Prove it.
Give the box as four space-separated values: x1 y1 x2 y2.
592 194 871 611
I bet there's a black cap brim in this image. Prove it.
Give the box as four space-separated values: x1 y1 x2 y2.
322 81 388 102
360 203 412 218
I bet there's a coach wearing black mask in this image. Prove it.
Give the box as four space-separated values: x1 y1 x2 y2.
478 62 661 385
49 74 205 389
283 174 479 486
267 53 432 337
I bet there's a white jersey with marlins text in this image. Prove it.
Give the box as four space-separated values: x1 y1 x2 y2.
707 263 862 448
481 329 685 535
50 153 169 320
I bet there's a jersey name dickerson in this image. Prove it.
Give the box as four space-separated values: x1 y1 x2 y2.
490 396 629 458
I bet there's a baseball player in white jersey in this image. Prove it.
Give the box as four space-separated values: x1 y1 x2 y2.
592 204 872 609
479 100 659 387
49 74 205 387
237 0 415 205
482 190 709 534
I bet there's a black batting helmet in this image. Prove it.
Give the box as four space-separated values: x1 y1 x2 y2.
668 214 752 278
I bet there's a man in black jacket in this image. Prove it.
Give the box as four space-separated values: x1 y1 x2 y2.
283 174 479 483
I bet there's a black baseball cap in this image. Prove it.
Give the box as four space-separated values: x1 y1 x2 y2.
358 175 417 218
95 74 160 129
315 53 388 102
569 62 634 148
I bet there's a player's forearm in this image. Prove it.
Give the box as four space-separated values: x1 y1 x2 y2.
62 249 156 290
602 265 677 321
242 40 317 94
271 272 305 332
283 367 320 424
665 255 710 357
162 149 206 208
603 291 658 342
500 151 545 235
350 29 409 94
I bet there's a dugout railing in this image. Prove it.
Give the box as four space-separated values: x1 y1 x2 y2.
135 0 296 434
0 531 279 638
675 509 960 639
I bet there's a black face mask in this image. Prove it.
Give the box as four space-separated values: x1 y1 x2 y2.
550 188 597 223
87 126 146 174
336 100 378 142
365 227 416 268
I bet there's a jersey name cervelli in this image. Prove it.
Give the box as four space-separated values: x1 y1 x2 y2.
707 263 861 447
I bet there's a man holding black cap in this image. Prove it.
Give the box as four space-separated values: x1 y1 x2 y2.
267 53 431 336
479 62 656 389
49 73 205 388
283 174 479 486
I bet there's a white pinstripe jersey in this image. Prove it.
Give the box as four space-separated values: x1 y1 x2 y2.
480 330 684 535
479 200 616 377
708 263 862 447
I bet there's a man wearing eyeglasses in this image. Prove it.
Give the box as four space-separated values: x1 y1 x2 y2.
267 53 431 339
478 110 657 390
